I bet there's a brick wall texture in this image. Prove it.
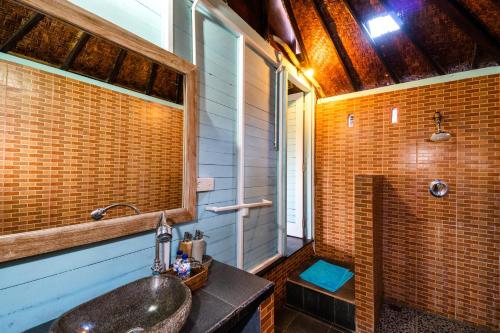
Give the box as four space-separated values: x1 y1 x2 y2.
315 74 499 330
354 175 384 333
259 294 275 333
262 242 315 312
0 60 184 235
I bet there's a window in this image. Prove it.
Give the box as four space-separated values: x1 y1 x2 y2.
366 14 400 39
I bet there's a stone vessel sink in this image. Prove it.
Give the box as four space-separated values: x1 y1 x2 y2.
49 275 192 333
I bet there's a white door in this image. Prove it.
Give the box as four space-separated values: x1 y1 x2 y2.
241 45 279 271
286 93 304 238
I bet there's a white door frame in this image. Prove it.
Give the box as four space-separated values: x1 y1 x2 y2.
193 0 282 271
286 92 305 238
192 0 316 272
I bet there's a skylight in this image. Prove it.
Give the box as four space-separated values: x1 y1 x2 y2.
366 15 400 39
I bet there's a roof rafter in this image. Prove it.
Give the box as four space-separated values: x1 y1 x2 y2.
282 0 311 66
107 49 127 83
145 63 158 95
60 32 90 71
378 0 445 75
341 0 400 84
430 0 500 62
175 74 183 104
0 13 44 52
312 0 362 91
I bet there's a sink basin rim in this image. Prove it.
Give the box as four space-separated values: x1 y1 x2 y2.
49 274 192 333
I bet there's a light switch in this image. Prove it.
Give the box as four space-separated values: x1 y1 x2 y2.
197 178 214 192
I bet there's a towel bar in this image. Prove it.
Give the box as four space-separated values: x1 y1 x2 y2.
206 199 273 217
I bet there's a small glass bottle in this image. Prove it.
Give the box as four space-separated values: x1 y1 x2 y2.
173 250 183 273
178 254 191 280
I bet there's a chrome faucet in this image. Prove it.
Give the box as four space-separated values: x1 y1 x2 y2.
152 212 173 275
90 203 142 220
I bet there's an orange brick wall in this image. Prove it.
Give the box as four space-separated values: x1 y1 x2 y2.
0 60 184 235
262 242 315 312
315 74 499 329
259 294 275 333
354 175 384 333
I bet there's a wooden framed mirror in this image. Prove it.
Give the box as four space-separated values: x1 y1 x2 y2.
0 0 198 262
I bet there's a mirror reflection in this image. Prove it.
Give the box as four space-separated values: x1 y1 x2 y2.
0 0 185 235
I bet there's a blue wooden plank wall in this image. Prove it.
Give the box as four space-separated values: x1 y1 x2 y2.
69 0 164 47
0 1 239 332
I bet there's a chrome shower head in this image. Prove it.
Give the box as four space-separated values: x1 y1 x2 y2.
90 208 106 220
430 111 451 142
430 131 452 142
90 203 141 220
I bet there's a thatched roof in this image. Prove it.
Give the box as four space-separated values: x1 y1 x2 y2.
231 0 500 96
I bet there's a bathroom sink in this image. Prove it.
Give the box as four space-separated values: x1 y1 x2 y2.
49 275 192 333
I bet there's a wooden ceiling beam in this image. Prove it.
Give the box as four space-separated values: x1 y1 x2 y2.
282 0 311 66
471 43 480 69
430 0 500 61
175 74 183 104
145 63 158 95
378 0 445 75
107 49 127 83
342 0 400 84
272 35 326 97
60 32 90 71
312 0 362 91
0 12 44 52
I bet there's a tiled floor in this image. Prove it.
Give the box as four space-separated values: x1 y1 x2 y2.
275 307 348 333
276 304 493 333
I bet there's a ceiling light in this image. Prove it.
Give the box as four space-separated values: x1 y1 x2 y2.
304 68 314 78
366 15 400 39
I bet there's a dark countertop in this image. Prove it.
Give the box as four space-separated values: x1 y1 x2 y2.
25 261 274 333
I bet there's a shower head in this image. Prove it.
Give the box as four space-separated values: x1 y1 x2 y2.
430 111 451 142
90 203 141 220
430 131 452 142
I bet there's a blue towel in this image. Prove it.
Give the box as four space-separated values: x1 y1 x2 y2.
299 260 354 292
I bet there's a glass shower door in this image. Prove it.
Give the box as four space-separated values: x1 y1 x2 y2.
241 45 279 271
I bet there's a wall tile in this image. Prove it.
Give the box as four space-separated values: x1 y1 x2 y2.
0 60 183 235
315 74 499 330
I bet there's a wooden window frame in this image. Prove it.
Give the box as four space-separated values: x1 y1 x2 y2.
0 0 198 263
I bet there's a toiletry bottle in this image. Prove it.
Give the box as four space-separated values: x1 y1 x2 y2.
178 254 191 280
192 230 206 263
173 250 183 273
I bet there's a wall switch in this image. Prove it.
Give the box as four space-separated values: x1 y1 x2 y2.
197 178 214 192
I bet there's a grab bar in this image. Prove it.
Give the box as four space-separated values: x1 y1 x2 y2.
206 199 273 217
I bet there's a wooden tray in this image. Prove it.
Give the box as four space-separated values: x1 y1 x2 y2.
164 265 208 291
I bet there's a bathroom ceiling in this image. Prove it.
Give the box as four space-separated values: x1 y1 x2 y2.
230 0 500 97
0 0 184 105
